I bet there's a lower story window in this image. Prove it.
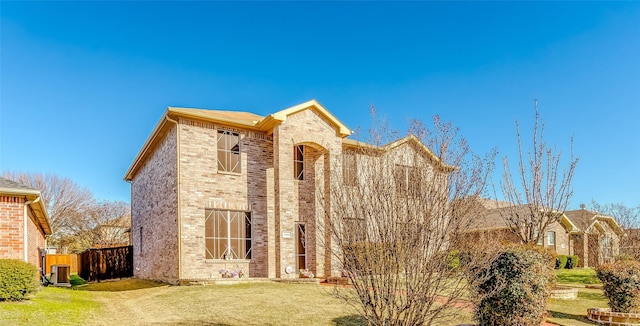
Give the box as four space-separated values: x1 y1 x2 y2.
205 209 252 260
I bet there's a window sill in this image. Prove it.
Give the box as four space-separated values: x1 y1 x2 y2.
205 259 252 263
217 171 242 176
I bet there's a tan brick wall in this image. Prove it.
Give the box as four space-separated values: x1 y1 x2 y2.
130 124 179 282
177 119 273 279
274 108 343 278
0 196 25 260
545 221 570 255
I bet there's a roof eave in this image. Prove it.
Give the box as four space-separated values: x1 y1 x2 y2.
167 108 260 130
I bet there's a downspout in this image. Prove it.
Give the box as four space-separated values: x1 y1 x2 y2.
165 114 182 281
23 196 41 263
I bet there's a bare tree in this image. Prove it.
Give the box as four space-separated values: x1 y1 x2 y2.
2 171 95 249
324 109 496 325
499 100 579 244
89 200 131 248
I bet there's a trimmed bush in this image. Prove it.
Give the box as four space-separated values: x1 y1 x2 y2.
556 255 569 269
566 255 579 269
596 260 640 313
448 250 460 270
0 259 39 301
469 245 556 326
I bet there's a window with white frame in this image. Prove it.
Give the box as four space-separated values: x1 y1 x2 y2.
205 210 252 260
294 145 304 180
217 130 240 173
547 231 556 246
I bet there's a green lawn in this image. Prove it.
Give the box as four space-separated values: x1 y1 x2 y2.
1 272 610 326
555 268 601 286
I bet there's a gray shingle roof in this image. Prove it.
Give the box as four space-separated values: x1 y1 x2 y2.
0 176 40 194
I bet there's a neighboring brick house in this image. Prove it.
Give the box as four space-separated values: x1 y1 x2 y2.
0 177 52 271
466 198 624 267
564 209 624 267
124 99 451 283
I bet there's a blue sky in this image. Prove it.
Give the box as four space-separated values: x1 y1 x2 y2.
1 1 638 209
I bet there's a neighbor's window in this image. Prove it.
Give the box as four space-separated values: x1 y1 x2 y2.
547 231 556 246
217 130 240 173
343 152 357 186
205 210 252 260
294 145 304 180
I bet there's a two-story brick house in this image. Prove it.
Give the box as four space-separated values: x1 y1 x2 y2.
124 100 451 283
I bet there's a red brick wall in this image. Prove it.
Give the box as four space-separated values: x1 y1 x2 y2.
26 208 45 269
0 195 46 270
0 196 26 260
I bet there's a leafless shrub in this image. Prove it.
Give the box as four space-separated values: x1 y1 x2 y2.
323 109 497 325
498 100 578 244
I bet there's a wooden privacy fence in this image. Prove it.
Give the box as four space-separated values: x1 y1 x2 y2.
45 254 79 274
79 245 133 282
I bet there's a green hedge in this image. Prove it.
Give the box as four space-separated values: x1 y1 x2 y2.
469 245 555 326
556 255 569 269
0 259 39 301
596 260 640 313
555 255 579 269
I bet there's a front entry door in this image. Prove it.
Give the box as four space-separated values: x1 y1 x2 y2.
296 223 307 272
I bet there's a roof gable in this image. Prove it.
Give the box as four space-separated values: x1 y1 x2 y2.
0 177 52 235
343 135 456 172
564 209 624 235
256 99 352 137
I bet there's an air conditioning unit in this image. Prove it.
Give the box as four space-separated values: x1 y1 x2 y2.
50 265 70 285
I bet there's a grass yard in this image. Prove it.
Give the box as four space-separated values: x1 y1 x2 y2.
547 288 607 326
555 268 601 286
0 269 610 326
0 280 369 326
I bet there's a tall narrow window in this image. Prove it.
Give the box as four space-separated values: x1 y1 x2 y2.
294 145 304 180
139 226 143 255
296 223 306 271
217 130 240 173
205 210 252 260
343 152 357 186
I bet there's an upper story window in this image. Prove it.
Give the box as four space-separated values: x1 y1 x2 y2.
217 130 240 173
294 145 304 180
394 165 420 198
343 152 357 186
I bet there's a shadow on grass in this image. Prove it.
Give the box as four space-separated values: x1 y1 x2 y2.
548 310 592 324
72 278 167 292
150 322 231 326
333 315 367 326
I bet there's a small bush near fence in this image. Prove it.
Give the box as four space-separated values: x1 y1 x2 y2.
469 245 556 326
596 260 640 313
0 259 39 301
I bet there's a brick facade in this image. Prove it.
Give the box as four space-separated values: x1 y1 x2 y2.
127 101 444 283
0 195 46 270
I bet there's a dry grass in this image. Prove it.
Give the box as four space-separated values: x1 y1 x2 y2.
3 277 608 326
